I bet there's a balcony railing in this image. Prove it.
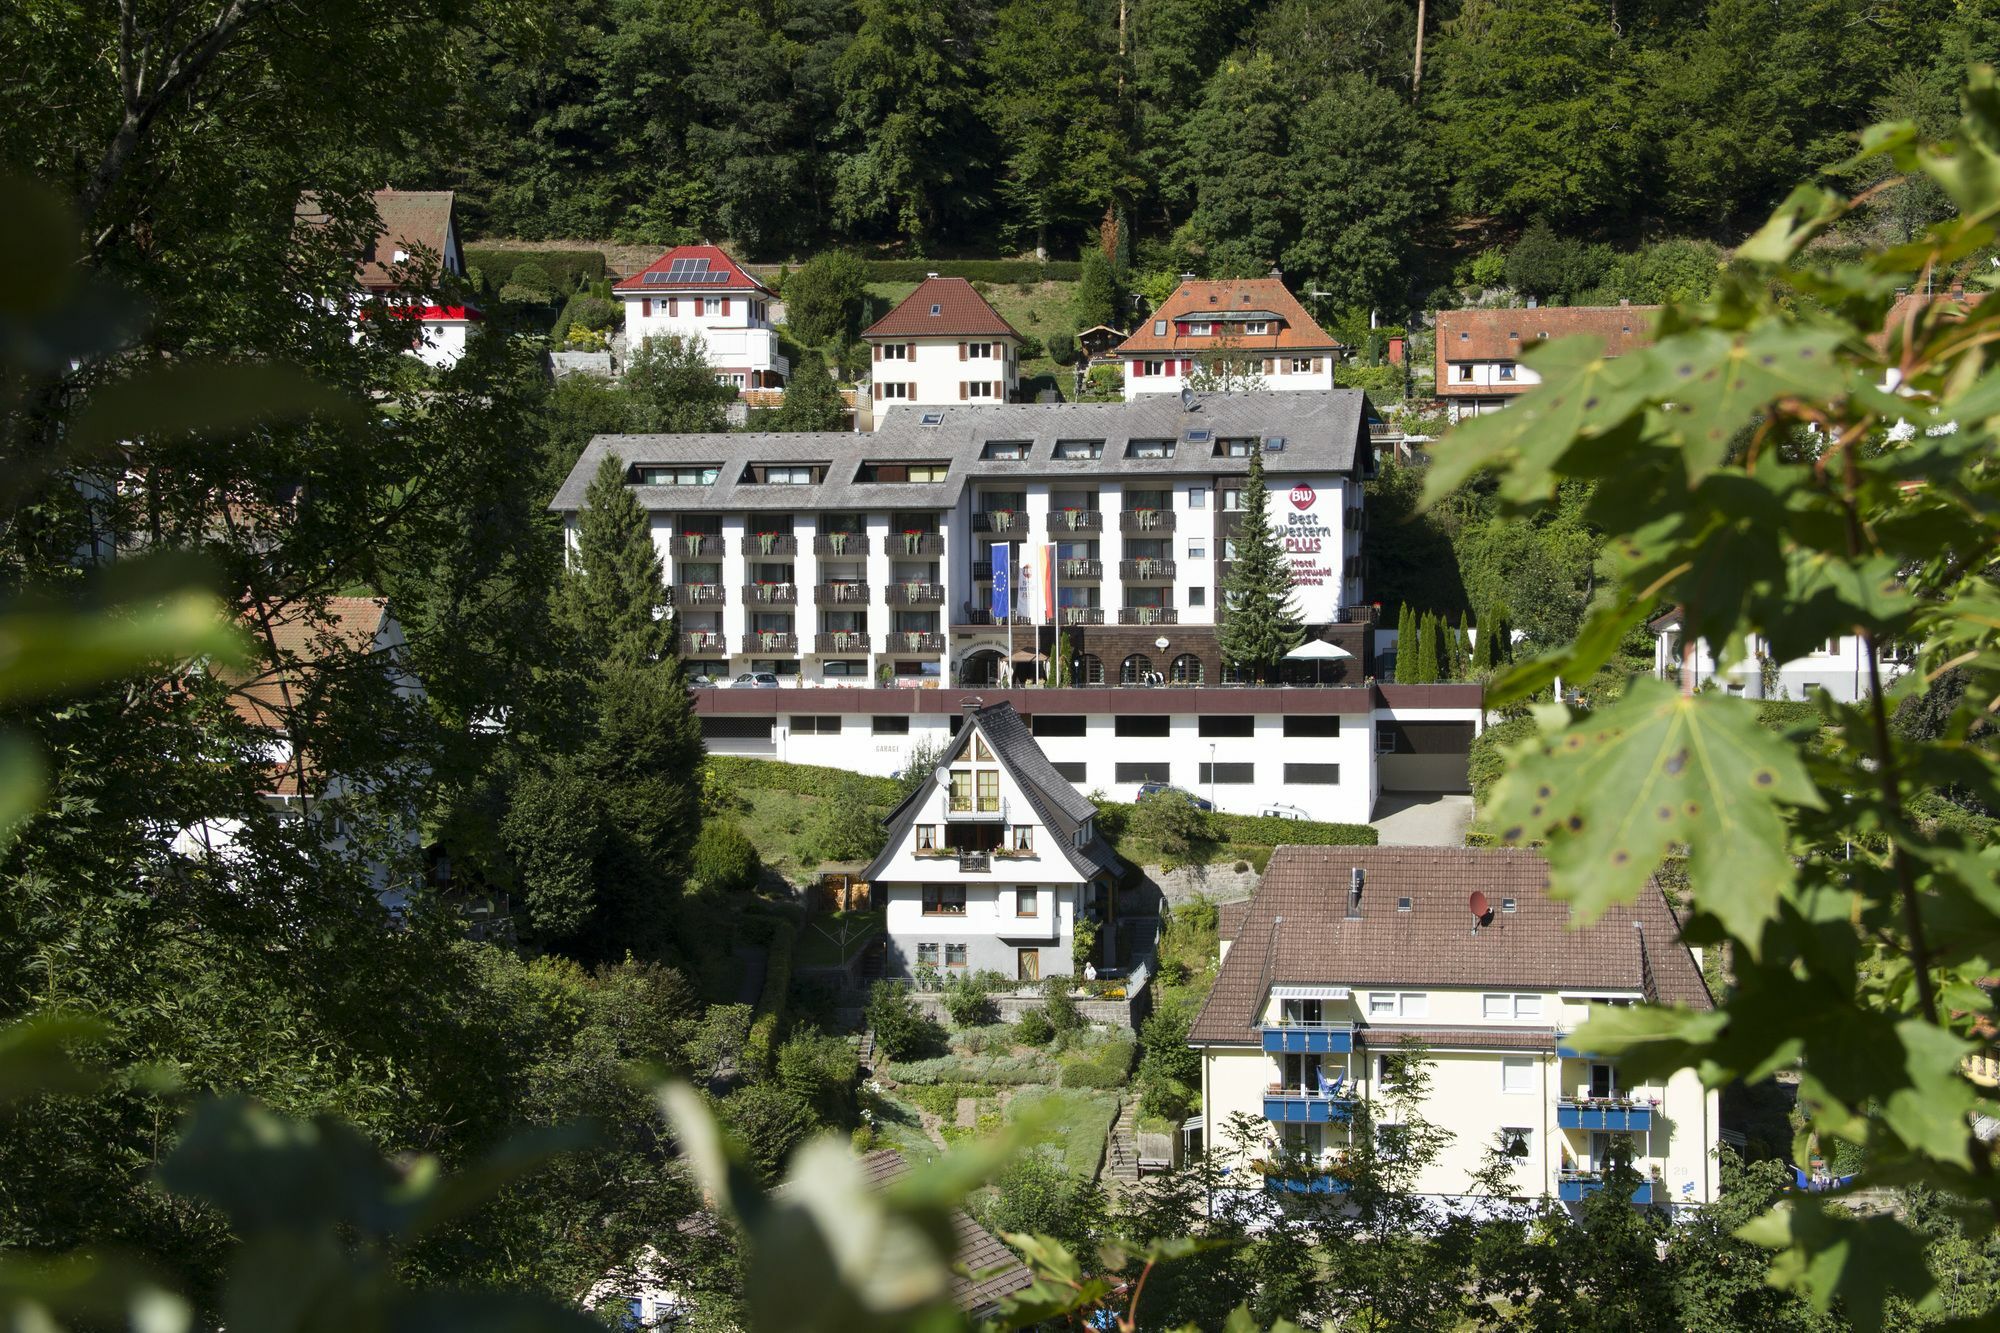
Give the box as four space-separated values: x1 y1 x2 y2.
957 851 991 873
1118 607 1179 626
1263 1173 1350 1196
816 582 871 606
1337 604 1379 625
681 632 727 655
1119 559 1177 582
1060 607 1105 626
741 534 798 557
744 583 798 605
814 632 871 654
960 601 1035 627
1260 1023 1355 1055
1120 509 1175 534
1047 509 1104 532
674 533 722 558
1557 1100 1655 1132
1060 558 1103 581
972 511 1027 534
1262 1089 1356 1124
892 533 946 556
676 582 726 605
889 581 945 607
743 633 798 653
813 533 869 556
889 631 946 652
1557 1174 1654 1204
945 796 1007 822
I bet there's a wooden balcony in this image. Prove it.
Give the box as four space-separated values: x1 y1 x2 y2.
742 633 798 653
1119 559 1176 582
675 582 726 605
1118 607 1179 626
680 632 728 656
813 533 870 556
1059 558 1102 581
887 631 946 652
1059 607 1105 626
1120 509 1175 534
1046 510 1104 533
887 581 945 608
815 582 871 606
971 511 1030 534
673 533 723 558
814 632 872 655
743 583 799 605
740 534 799 557
890 533 946 557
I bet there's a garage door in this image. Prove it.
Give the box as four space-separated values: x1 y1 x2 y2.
1377 721 1475 793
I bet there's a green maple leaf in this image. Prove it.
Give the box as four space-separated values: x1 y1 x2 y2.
1489 678 1823 952
1647 325 1850 479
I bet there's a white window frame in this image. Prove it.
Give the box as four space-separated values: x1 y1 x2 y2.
1514 994 1543 1019
1455 363 1474 382
881 343 908 360
1142 359 1166 377
1500 1126 1533 1155
1245 321 1269 335
1189 321 1213 336
1188 486 1207 509
702 296 723 316
967 381 997 399
1482 994 1510 1019
1399 992 1428 1018
1290 357 1313 373
1498 362 1517 381
1501 1057 1535 1094
1367 992 1396 1017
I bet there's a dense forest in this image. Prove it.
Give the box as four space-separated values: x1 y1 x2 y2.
387 0 1998 309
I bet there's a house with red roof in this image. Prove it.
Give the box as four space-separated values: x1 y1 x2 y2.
1112 274 1341 401
357 189 483 370
615 245 788 391
859 276 1024 428
1434 303 1659 421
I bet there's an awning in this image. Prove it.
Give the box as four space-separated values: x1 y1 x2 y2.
1271 984 1352 1000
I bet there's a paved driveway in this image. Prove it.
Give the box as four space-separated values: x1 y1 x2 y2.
1371 792 1474 847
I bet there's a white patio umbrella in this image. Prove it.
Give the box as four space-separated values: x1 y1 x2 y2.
1283 638 1354 684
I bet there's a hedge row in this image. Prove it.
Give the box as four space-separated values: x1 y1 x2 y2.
886 1051 1058 1085
707 755 903 807
1058 1035 1136 1090
463 247 607 295
860 259 1081 285
743 917 797 1075
1334 363 1409 396
1213 811 1377 847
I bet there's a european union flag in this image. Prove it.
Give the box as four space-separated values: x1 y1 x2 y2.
990 544 1010 619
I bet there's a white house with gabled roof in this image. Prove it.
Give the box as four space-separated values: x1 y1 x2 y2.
615 244 789 390
862 699 1123 983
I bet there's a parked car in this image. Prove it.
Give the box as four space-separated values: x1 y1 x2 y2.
730 672 781 689
1260 803 1310 820
688 673 718 688
1136 782 1213 811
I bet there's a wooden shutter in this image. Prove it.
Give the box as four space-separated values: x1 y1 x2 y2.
1312 357 1323 373
873 382 882 400
1263 358 1274 374
873 344 882 362
959 342 968 361
904 343 915 361
641 298 652 317
721 297 731 316
667 298 678 316
959 381 968 400
992 380 1002 398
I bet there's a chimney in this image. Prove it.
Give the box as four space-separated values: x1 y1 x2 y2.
1179 271 1196 283
1526 296 1538 309
926 271 939 279
1618 297 1631 307
1347 867 1365 919
1269 267 1284 280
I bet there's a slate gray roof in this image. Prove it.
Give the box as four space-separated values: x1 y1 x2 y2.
1188 846 1712 1047
855 1151 1033 1314
863 701 1122 882
549 391 1374 514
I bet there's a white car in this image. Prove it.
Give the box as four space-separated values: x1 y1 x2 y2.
730 672 782 689
1259 803 1310 821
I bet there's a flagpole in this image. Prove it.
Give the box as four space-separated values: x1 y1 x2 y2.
1047 538 1058 685
1008 543 1016 690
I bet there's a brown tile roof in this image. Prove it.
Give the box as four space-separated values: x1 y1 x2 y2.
1360 1025 1558 1052
612 244 772 295
1112 277 1338 357
1874 289 1987 353
1187 846 1712 1046
1434 304 1659 397
862 277 1022 341
227 597 393 796
1217 899 1250 942
359 190 458 290
853 1152 1034 1314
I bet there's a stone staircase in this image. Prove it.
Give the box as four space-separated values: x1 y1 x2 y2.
1103 1097 1140 1187
854 1028 878 1075
859 940 887 982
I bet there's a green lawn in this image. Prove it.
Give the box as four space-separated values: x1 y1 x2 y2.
796 909 884 968
1005 1087 1120 1178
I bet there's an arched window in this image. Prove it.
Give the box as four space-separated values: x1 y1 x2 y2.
1120 653 1153 684
1170 653 1204 684
1078 654 1105 685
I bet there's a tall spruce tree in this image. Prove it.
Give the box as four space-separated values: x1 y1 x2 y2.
1472 604 1493 672
767 354 847 431
1415 610 1439 682
1395 603 1416 681
1217 445 1304 681
559 454 673 667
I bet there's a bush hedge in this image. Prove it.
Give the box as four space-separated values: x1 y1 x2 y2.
1014 1008 1055 1046
464 247 606 295
690 819 760 893
707 755 902 807
1334 363 1409 396
887 1051 1058 1085
1059 1035 1135 1089
1099 800 1376 850
860 259 1080 284
743 917 797 1074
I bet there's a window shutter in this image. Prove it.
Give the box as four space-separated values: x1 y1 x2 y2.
721 297 731 316
905 343 915 361
959 381 968 400
642 298 651 317
992 380 1002 398
873 382 882 401
873 344 881 362
1312 357 1323 373
667 298 678 316
959 342 967 361
1263 358 1274 374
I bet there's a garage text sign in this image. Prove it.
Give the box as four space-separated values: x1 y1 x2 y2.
1278 478 1340 622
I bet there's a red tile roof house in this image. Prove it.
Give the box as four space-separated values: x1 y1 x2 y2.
1433 303 1660 422
1112 274 1342 401
354 189 483 370
1189 845 1721 1209
615 244 789 392
859 276 1025 429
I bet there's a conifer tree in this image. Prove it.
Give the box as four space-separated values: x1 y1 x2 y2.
1415 610 1439 682
1453 612 1473 679
768 354 846 431
1472 604 1493 673
1217 445 1304 681
559 453 673 668
1395 603 1416 681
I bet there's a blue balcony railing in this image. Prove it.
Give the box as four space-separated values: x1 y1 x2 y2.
1261 1023 1355 1054
1264 1173 1350 1195
1558 1174 1653 1204
1263 1091 1355 1124
1557 1100 1654 1132
1556 1032 1594 1058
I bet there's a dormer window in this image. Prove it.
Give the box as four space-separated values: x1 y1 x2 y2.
930 304 942 316
1126 439 1174 459
1189 322 1213 336
1245 321 1269 335
392 248 409 264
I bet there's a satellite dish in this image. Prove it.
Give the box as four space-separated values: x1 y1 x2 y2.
1179 385 1197 412
933 767 952 791
1469 890 1490 920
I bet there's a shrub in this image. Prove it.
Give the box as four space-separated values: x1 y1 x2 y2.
955 1022 1017 1054
887 1052 1056 1084
707 756 901 806
858 259 1081 283
722 1083 819 1183
1334 363 1408 396
743 918 797 1074
867 981 946 1061
783 251 871 345
973 1150 1107 1256
500 260 555 300
777 1027 859 1126
690 820 760 893
1127 789 1213 868
850 1124 877 1152
1468 715 1536 814
1059 1035 1135 1089
464 247 606 295
1046 330 1077 366
1014 1007 1055 1046
1211 812 1376 846
806 774 888 863
1042 981 1083 1035
1072 916 1099 969
942 979 998 1027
